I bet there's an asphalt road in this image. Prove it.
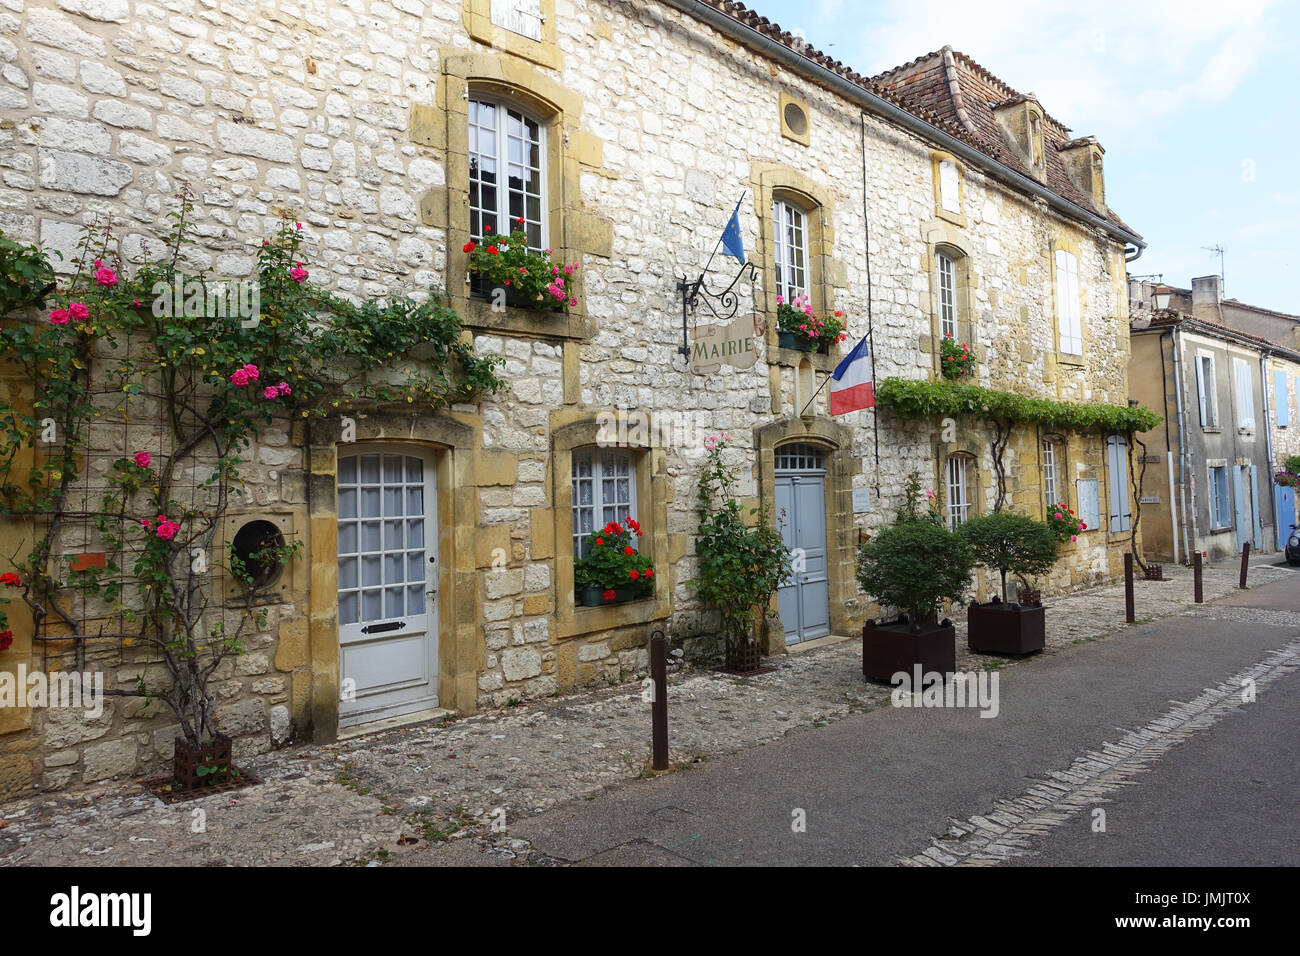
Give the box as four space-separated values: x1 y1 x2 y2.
509 575 1300 866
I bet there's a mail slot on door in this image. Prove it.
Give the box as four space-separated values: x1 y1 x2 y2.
360 620 405 634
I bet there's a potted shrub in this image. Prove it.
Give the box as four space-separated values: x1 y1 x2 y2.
959 512 1060 655
465 219 580 312
574 517 654 606
857 516 975 683
775 293 848 354
692 435 792 672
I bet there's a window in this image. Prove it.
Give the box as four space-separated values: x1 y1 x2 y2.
572 449 635 559
937 252 957 339
1208 464 1231 529
946 455 970 529
938 159 960 214
1054 249 1082 354
1276 369 1289 427
1233 357 1255 431
775 443 825 471
1042 438 1061 509
1195 352 1218 427
772 198 809 303
1106 434 1131 533
468 97 546 250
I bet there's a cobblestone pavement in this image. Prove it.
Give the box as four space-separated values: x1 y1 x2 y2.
0 561 1284 866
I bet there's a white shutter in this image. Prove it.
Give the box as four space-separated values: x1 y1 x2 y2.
939 160 960 213
1076 478 1100 532
490 0 543 40
1233 358 1254 430
1055 249 1081 354
1195 354 1209 426
1275 369 1289 427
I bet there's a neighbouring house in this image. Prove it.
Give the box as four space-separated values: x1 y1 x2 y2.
1128 278 1300 563
0 0 1150 796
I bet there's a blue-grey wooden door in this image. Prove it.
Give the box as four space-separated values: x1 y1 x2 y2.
775 447 830 644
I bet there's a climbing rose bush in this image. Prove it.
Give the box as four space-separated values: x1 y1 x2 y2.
1045 502 1087 543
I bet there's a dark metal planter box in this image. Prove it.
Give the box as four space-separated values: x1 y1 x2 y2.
862 618 956 684
967 598 1045 656
726 638 763 673
576 584 652 607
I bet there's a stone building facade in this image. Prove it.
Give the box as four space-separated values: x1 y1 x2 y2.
0 0 1147 795
1129 279 1300 562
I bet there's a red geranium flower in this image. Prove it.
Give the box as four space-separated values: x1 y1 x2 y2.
463 241 475 253
602 589 616 602
629 569 639 580
595 537 604 546
0 630 12 652
0 572 20 586
623 546 634 556
484 224 492 232
645 568 653 578
487 246 499 255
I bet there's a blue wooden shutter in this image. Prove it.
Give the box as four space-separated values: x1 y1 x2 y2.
1276 369 1290 427
1106 435 1131 532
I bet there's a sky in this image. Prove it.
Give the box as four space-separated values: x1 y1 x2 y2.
750 0 1299 313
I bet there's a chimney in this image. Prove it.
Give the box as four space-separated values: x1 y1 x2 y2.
1191 275 1222 321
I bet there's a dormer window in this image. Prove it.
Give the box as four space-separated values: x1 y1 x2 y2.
1028 113 1043 167
991 96 1047 182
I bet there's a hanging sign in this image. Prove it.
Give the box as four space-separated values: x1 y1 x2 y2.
690 313 764 376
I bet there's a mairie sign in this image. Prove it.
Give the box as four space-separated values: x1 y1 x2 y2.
690 314 764 375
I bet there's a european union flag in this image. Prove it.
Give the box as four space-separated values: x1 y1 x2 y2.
720 198 745 264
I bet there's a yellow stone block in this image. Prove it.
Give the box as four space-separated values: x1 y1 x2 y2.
476 524 512 568
569 130 604 169
419 188 447 228
410 104 440 147
0 753 33 800
523 593 552 615
530 508 554 559
275 617 310 672
478 450 518 487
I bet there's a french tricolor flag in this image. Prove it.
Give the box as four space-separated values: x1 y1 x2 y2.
829 336 875 416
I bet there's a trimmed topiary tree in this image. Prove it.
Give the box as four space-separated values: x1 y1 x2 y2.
959 512 1060 603
856 519 975 627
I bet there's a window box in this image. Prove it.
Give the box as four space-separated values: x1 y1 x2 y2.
576 583 653 607
469 282 566 314
777 330 817 353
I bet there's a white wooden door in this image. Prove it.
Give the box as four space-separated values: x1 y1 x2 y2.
337 446 438 726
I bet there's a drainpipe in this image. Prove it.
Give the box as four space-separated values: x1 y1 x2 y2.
1170 326 1194 562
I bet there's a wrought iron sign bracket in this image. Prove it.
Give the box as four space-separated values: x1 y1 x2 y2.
676 260 758 358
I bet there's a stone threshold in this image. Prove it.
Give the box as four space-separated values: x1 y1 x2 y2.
787 633 856 655
336 706 452 741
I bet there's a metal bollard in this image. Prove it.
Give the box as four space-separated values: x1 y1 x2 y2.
1239 542 1251 589
651 630 668 771
1194 551 1203 604
1124 553 1135 623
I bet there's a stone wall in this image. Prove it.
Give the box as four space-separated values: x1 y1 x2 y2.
0 0 1141 794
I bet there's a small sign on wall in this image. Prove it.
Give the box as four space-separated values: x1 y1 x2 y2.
852 488 871 513
1139 495 1160 504
690 313 763 376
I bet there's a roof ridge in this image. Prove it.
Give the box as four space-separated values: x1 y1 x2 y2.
947 48 1072 134
939 45 978 137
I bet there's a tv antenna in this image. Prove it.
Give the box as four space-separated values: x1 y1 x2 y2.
1202 244 1225 296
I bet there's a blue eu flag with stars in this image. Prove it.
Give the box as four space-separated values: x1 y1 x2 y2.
720 198 745 264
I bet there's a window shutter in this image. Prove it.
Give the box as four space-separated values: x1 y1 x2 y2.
1055 250 1081 354
1195 355 1209 426
1076 478 1100 532
1106 435 1130 532
939 160 960 213
1276 369 1289 427
490 0 543 40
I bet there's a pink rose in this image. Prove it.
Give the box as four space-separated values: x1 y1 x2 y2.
48 309 69 325
290 264 308 282
1054 512 1063 520
134 451 150 468
68 302 89 320
276 381 292 396
264 385 279 399
243 364 259 381
230 369 250 386
155 519 180 541
1071 535 1078 542
94 266 118 286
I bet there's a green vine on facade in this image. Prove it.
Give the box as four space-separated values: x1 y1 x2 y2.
875 377 1163 435
0 185 504 746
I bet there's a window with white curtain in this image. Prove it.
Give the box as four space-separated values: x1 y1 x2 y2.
1054 249 1082 354
1233 357 1255 431
1208 463 1231 529
937 251 957 339
772 198 809 303
1195 352 1219 427
946 455 970 530
468 96 546 250
572 449 636 559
